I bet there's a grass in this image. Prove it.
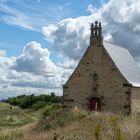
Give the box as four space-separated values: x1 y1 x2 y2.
22 111 140 140
0 102 40 129
0 103 140 140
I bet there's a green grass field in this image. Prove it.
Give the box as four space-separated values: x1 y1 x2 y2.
0 102 40 129
0 102 44 140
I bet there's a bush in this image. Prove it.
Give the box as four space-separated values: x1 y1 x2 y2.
32 101 46 110
42 104 62 118
4 93 62 109
39 107 88 131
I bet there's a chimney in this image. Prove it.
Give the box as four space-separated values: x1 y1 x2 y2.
90 21 102 46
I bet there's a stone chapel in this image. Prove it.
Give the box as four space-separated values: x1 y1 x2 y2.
63 21 140 115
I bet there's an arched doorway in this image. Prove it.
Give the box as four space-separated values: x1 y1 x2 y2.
89 97 101 111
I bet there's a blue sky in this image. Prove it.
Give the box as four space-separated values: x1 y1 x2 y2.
0 0 140 99
0 0 107 57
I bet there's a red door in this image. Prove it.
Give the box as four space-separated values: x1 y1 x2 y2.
90 98 101 111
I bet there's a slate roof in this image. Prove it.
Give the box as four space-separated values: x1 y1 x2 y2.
104 41 140 87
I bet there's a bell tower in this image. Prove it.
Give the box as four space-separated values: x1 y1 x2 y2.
90 21 103 46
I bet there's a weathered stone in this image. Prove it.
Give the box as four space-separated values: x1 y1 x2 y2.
63 21 140 115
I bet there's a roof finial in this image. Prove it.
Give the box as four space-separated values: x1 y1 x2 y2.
90 21 103 45
91 23 94 37
99 22 101 27
98 22 102 37
94 21 98 36
95 21 98 27
90 21 102 37
91 23 94 28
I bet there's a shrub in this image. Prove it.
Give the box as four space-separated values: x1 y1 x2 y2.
4 93 62 109
94 123 102 140
42 104 62 118
39 107 88 131
32 101 46 110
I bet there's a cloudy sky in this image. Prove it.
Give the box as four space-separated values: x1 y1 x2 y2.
0 0 140 99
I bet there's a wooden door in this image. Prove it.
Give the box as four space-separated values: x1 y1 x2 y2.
90 97 101 111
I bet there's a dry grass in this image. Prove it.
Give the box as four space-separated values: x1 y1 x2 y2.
0 106 140 140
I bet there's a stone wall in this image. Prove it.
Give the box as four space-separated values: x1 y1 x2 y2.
63 39 131 114
131 87 140 113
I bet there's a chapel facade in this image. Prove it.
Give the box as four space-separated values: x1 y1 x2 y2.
63 21 140 115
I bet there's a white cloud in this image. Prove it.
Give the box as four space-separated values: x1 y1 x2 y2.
0 3 36 30
0 42 71 98
42 17 94 60
0 1 72 31
0 53 16 90
12 41 56 76
42 25 58 42
0 50 6 56
1 0 140 98
87 4 97 14
42 0 140 62
0 39 79 99
57 58 76 69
